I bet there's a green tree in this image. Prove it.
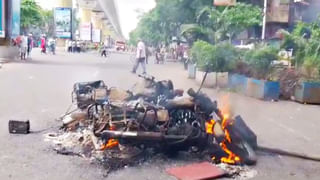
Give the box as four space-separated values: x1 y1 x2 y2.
181 3 262 44
129 0 212 46
40 9 54 37
20 0 43 33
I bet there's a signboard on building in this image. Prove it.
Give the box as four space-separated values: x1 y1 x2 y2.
214 0 236 6
0 0 5 38
55 7 72 39
9 0 21 38
267 0 290 23
80 23 92 41
92 29 101 43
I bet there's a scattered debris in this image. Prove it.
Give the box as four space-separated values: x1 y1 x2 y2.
45 77 258 176
217 163 258 180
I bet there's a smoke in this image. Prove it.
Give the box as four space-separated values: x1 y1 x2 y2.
218 93 235 118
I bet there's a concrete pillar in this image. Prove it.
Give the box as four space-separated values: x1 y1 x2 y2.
55 0 72 47
102 23 112 43
92 17 102 30
80 8 92 24
78 8 92 42
0 1 19 60
56 0 73 8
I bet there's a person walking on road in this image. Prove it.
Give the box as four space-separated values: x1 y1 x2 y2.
101 43 110 58
132 39 147 74
40 35 46 54
27 34 33 58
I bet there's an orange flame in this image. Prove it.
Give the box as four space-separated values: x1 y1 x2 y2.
101 139 119 150
100 125 119 150
206 114 241 164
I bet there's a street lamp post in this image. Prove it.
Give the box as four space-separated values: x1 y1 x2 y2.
262 0 268 40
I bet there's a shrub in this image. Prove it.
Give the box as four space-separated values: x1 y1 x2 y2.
302 56 320 81
244 45 278 79
191 40 238 72
212 43 239 72
191 40 215 71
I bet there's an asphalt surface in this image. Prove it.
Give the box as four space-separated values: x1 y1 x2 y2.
0 50 320 180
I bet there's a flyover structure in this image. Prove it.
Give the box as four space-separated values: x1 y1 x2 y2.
75 0 124 41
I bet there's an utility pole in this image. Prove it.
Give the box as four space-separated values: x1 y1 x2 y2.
262 0 268 40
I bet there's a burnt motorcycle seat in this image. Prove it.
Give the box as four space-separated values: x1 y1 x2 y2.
165 97 194 109
108 88 131 102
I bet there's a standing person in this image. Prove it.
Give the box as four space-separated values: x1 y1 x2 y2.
72 41 76 53
76 41 81 53
40 35 46 54
27 34 33 58
132 39 147 74
20 34 28 60
145 46 151 64
48 37 56 55
15 35 22 57
155 47 161 64
100 43 108 57
68 40 72 52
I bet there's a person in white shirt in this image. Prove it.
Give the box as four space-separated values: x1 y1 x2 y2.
132 39 147 74
20 34 28 60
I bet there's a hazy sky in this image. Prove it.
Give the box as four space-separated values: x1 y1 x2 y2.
116 0 156 39
35 0 57 10
36 0 156 39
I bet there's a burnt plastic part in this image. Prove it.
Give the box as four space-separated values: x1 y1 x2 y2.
187 88 217 115
187 88 196 97
230 116 257 150
174 89 184 97
73 80 105 94
8 120 30 134
226 140 257 165
73 80 106 109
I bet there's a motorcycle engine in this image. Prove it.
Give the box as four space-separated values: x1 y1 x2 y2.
167 109 197 136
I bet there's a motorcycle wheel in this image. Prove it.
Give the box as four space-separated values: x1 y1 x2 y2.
226 140 257 165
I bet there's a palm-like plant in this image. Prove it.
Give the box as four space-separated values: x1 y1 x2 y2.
181 3 262 44
282 20 320 80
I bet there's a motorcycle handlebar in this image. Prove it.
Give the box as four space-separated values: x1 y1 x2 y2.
138 74 155 82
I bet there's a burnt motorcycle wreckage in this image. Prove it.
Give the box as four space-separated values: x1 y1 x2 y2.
62 75 257 168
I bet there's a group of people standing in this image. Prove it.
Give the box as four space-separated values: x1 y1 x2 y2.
66 40 82 53
40 35 56 55
12 34 56 60
13 34 33 60
131 40 190 75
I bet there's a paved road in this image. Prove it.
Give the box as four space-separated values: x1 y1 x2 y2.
0 50 319 180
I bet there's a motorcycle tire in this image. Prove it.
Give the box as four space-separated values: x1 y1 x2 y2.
227 140 257 165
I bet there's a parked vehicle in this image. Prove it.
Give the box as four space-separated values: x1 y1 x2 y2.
115 41 126 51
